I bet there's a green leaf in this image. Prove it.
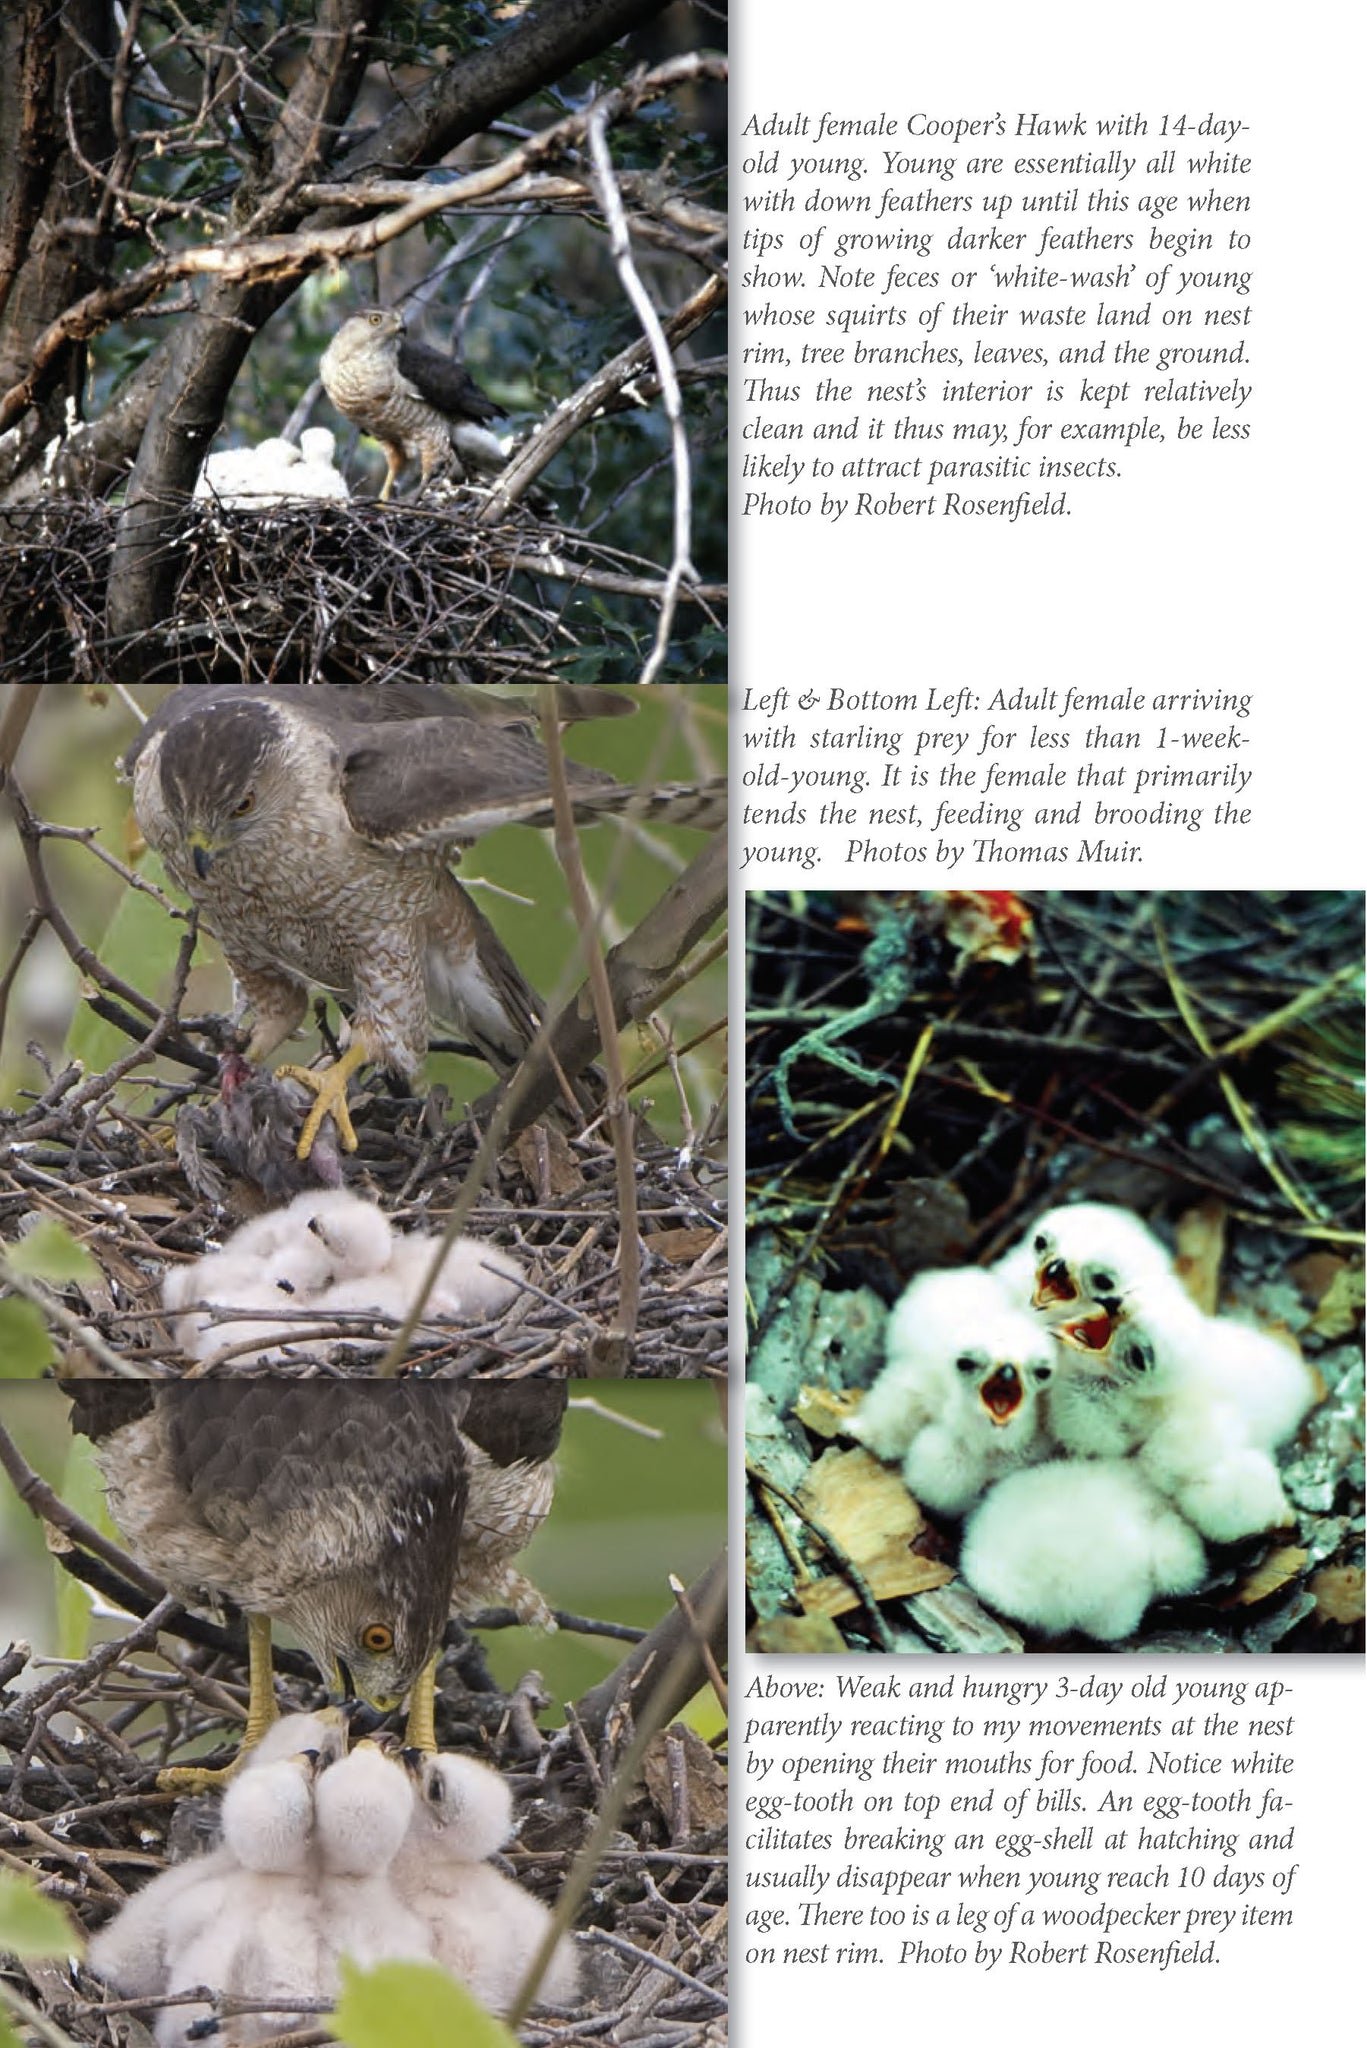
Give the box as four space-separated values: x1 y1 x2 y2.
5 1219 99 1287
0 1298 56 1376
0 2002 26 2048
331 1959 517 2048
0 1872 84 1959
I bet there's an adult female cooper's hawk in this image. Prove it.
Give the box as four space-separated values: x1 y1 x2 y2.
318 306 508 500
125 682 724 1157
65 1380 567 1777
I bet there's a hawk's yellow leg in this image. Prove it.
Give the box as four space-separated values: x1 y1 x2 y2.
404 1657 439 1754
275 1038 372 1159
157 1612 280 1792
378 445 402 502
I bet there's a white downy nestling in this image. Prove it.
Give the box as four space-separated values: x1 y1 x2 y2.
154 1751 326 2048
392 1751 579 2014
162 1189 523 1364
993 1200 1179 1332
313 1742 433 1973
1053 1294 1305 1542
960 1457 1208 1641
90 1718 336 2035
850 1267 1059 1516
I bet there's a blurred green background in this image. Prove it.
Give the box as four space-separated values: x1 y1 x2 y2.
0 1380 726 1742
0 681 727 1142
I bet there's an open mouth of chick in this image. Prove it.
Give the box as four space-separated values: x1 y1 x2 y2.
979 1363 1024 1424
1055 1310 1115 1356
1032 1258 1078 1308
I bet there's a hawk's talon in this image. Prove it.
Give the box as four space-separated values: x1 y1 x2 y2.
157 1613 279 1793
276 1041 371 1158
157 1755 248 1794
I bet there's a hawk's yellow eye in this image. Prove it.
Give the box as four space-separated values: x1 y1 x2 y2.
360 1622 393 1655
231 792 256 818
369 313 384 325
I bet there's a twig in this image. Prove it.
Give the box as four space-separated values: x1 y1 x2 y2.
0 1420 167 1598
0 682 44 783
0 1257 145 1378
668 1574 726 1714
749 1468 898 1654
507 1553 727 2028
477 273 725 524
540 698 640 1350
586 98 698 685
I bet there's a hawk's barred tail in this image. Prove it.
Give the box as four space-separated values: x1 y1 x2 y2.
513 775 728 836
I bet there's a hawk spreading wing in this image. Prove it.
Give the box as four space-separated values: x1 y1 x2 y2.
318 306 508 500
125 682 724 1156
66 1380 567 1768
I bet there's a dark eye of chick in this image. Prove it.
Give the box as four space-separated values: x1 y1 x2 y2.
1124 1340 1150 1373
1033 1234 1047 1253
1090 1269 1115 1293
954 1354 979 1374
1033 1364 1053 1382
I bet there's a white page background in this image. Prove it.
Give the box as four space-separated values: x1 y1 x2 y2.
733 3 1364 2039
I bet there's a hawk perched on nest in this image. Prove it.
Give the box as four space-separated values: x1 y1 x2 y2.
66 1380 566 1775
126 681 723 1157
319 306 508 500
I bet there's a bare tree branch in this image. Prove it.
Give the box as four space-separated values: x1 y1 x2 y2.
500 828 728 1132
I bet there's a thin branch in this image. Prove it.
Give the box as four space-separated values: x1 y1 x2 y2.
0 682 44 784
540 698 640 1348
476 272 725 524
0 1420 167 1597
0 56 726 439
506 1551 727 2027
586 97 697 685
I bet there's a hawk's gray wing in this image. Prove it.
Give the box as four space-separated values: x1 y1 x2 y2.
65 1382 472 1652
337 711 620 850
462 1382 567 1468
162 1383 469 1535
396 336 505 425
67 1382 471 1546
124 682 634 850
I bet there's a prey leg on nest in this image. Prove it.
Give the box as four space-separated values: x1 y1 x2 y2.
772 902 919 1139
275 1036 374 1159
158 1613 280 1792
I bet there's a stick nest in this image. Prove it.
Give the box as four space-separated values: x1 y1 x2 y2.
1 1072 727 1379
0 495 718 689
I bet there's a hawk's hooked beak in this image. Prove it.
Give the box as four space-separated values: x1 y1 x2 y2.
329 1655 404 1716
188 832 215 880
